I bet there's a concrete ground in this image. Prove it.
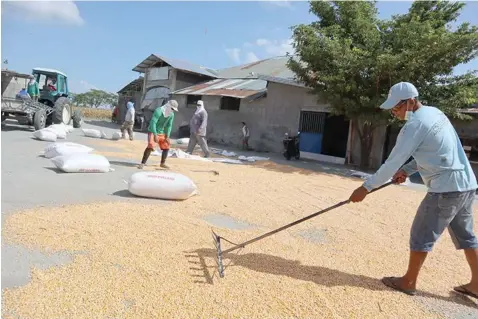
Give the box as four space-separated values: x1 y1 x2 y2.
1 119 477 318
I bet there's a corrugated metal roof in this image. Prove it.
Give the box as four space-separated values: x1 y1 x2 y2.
257 74 306 88
217 56 296 79
172 78 267 98
132 54 218 78
117 77 143 94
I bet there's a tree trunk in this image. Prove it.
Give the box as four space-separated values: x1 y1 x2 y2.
354 120 375 169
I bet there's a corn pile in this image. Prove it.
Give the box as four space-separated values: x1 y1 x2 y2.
3 139 477 318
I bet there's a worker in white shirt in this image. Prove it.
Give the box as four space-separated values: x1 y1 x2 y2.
242 122 250 150
121 100 135 141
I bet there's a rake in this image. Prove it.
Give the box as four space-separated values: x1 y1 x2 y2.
212 181 394 278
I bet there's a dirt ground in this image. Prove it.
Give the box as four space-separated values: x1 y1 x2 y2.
2 136 478 318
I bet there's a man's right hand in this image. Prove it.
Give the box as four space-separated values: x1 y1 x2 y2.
154 135 159 143
392 169 408 184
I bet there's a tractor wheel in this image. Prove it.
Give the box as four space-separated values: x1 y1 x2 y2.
53 97 72 125
72 110 83 128
33 109 47 130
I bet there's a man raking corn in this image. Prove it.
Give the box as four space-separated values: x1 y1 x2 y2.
349 82 478 299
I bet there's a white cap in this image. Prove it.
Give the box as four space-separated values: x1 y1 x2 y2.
380 82 419 110
197 100 204 107
169 100 178 111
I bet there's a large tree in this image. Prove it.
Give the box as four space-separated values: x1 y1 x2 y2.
72 89 118 108
288 0 478 168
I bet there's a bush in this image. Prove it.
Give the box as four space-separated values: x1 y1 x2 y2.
72 106 111 120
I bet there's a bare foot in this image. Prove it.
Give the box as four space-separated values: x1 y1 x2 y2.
160 163 170 169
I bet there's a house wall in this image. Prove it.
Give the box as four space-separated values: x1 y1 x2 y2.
171 82 329 153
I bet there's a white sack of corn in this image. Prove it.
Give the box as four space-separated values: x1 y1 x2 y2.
82 128 106 139
111 132 122 140
44 142 94 159
51 153 111 173
49 124 70 135
32 129 57 142
43 127 67 139
176 138 190 145
128 171 198 200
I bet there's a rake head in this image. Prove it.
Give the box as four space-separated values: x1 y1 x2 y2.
212 230 225 278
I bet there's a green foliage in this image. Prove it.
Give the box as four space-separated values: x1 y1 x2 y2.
288 0 478 167
288 0 478 123
71 89 118 108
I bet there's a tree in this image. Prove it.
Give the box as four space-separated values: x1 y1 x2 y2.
288 0 478 168
72 89 118 108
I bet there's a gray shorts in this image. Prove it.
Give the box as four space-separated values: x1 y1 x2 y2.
410 190 478 252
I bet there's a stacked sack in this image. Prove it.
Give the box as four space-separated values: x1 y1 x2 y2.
32 124 74 142
44 142 112 173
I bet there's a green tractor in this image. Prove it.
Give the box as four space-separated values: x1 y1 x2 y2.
1 67 82 130
33 67 81 127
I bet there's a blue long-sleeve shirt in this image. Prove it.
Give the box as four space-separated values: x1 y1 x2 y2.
363 106 477 193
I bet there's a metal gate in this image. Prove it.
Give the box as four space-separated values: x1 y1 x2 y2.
299 111 326 154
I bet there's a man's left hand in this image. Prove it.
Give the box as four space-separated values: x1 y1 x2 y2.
349 186 369 203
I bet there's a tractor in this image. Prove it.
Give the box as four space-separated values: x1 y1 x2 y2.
1 67 82 130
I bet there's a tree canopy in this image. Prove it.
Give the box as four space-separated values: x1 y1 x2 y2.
71 89 118 108
288 0 478 167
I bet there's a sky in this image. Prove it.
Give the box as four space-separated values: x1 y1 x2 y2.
1 0 477 94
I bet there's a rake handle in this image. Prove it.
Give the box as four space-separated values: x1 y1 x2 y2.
221 181 394 254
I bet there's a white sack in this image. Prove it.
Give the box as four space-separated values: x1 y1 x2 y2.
111 132 122 140
65 125 74 133
51 153 111 173
49 124 69 134
168 148 211 162
128 171 198 200
238 155 270 162
176 138 190 145
44 127 67 139
82 128 102 138
33 129 57 142
44 142 94 159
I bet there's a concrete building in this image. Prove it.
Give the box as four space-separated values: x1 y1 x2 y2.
116 54 218 124
171 72 351 164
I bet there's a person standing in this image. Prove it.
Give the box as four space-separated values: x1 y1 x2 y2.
349 82 478 299
242 122 250 150
27 75 39 102
120 100 135 141
186 100 210 157
138 100 179 169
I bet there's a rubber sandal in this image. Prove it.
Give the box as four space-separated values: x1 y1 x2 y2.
382 277 417 296
454 285 478 300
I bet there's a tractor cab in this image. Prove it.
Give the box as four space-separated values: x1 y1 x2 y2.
32 67 73 126
32 68 69 106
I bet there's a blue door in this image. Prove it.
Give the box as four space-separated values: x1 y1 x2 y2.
298 111 326 154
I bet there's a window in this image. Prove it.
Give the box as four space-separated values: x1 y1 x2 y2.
187 95 202 107
220 96 240 111
57 75 66 93
140 86 171 110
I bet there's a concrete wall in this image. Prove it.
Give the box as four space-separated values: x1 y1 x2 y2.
171 82 329 153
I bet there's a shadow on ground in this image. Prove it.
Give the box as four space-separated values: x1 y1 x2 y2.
186 248 478 311
109 160 139 168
